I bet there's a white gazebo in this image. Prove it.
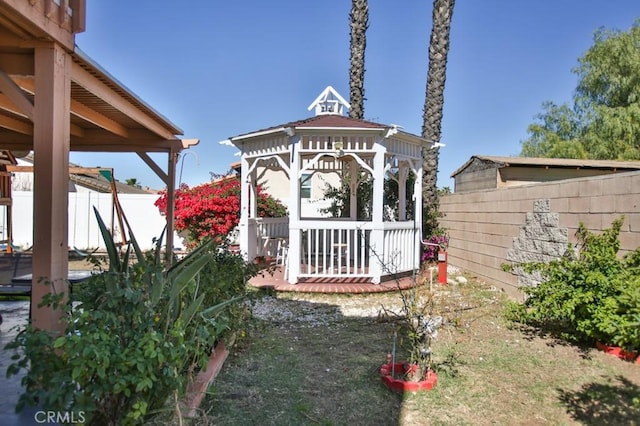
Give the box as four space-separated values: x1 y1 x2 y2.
226 86 432 284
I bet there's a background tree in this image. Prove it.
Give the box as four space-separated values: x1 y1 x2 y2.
125 177 142 188
349 0 368 119
521 20 640 160
421 0 455 236
319 171 413 221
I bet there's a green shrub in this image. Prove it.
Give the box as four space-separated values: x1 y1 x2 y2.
608 275 640 351
5 208 255 424
509 217 640 350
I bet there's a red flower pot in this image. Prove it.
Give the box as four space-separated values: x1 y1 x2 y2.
380 362 438 392
596 342 640 364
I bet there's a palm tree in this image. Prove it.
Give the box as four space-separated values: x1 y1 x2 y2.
421 0 455 236
349 0 369 119
125 177 141 188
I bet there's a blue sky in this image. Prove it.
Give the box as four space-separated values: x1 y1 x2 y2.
71 1 639 191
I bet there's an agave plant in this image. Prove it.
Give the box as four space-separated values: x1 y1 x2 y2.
7 207 249 425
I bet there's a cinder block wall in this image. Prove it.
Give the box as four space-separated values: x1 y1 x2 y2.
439 170 640 298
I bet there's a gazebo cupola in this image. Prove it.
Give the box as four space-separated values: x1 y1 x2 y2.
308 85 350 116
228 86 430 285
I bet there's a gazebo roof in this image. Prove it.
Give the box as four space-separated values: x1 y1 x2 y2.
229 114 389 142
224 86 430 151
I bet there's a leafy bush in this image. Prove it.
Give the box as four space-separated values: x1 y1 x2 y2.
6 208 255 424
196 246 259 343
508 217 640 351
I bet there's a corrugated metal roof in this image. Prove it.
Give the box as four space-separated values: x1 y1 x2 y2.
451 155 640 177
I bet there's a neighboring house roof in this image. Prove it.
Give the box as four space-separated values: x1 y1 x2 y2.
69 173 153 194
451 155 640 177
229 161 241 173
17 153 153 194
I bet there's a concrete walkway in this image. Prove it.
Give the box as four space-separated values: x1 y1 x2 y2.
0 300 57 426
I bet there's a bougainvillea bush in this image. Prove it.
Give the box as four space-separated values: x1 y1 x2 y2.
155 177 287 247
421 234 449 263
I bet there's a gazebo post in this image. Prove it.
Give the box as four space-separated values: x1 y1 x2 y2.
348 159 358 219
414 163 424 271
239 156 254 260
287 135 301 284
399 166 409 221
369 145 386 283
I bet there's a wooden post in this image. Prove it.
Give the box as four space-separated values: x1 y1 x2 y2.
31 43 70 334
165 149 177 263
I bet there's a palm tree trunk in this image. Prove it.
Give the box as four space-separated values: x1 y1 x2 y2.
349 0 369 120
422 0 455 236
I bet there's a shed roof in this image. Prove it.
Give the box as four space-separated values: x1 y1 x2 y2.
451 155 640 177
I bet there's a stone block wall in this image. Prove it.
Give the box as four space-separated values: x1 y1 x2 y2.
506 199 568 287
439 171 640 298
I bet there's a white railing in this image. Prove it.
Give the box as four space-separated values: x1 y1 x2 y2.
295 220 418 280
381 222 420 275
255 217 289 257
251 217 418 281
255 217 289 239
298 222 372 278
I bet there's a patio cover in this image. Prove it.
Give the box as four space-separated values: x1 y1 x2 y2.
0 0 197 333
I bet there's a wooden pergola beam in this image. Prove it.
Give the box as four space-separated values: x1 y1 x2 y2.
70 61 176 140
70 98 129 138
0 69 34 119
10 76 129 138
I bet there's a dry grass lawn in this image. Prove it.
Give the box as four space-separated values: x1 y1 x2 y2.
193 273 640 425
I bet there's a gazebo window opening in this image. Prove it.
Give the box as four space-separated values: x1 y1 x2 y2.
316 164 373 221
300 172 312 199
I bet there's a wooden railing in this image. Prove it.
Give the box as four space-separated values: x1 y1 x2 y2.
12 0 86 34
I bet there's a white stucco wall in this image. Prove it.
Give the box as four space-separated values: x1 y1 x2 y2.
256 167 340 218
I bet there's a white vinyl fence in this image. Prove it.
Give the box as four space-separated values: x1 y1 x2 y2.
1 191 184 251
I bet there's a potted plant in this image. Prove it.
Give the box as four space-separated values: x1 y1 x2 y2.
380 281 442 392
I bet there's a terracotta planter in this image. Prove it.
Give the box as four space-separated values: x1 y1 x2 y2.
596 342 640 364
380 362 438 392
184 339 231 417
